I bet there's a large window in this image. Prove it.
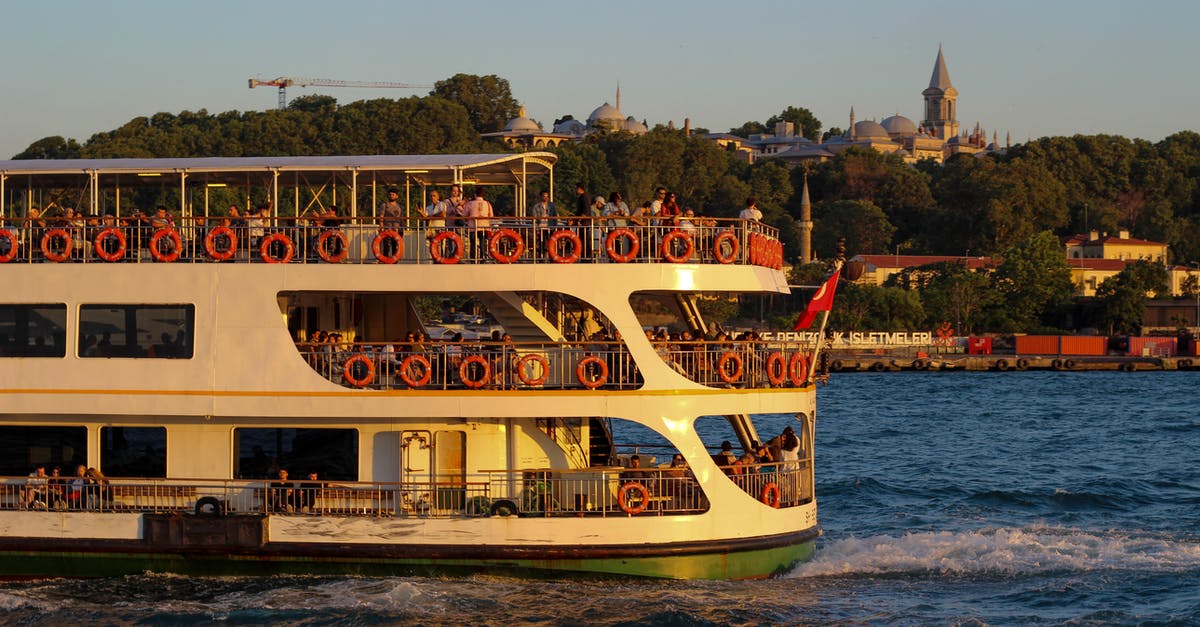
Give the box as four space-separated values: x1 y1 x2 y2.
0 426 87 476
234 428 358 481
78 304 194 358
0 304 67 357
100 427 166 477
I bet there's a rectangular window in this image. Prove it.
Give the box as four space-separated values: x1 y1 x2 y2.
0 426 87 476
0 304 67 357
78 304 194 358
100 427 167 477
233 428 358 481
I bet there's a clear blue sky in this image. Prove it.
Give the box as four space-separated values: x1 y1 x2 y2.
2 0 1197 159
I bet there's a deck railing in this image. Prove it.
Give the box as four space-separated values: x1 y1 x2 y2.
0 462 810 518
299 340 816 390
0 217 783 268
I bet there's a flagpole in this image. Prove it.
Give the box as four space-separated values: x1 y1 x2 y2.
807 257 843 385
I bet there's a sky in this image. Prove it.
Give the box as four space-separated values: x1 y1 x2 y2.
2 0 1198 159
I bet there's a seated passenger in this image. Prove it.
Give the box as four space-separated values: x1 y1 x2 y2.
66 465 89 509
22 465 49 508
296 471 323 513
712 441 737 476
269 469 296 513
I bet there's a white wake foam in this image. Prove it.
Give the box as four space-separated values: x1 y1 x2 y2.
789 526 1200 577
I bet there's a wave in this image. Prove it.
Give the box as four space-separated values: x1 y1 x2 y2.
789 526 1200 578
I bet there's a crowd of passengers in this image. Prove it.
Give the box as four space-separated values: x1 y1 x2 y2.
17 464 111 510
1 185 765 263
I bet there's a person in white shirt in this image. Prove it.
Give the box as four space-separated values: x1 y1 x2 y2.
739 196 763 222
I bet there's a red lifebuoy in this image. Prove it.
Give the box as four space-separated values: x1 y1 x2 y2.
618 482 649 515
342 354 376 388
760 482 782 508
712 230 739 264
430 231 463 264
660 229 694 263
516 353 549 387
789 353 809 386
604 228 639 263
747 233 759 265
576 355 609 389
149 228 182 263
372 229 404 264
716 351 743 384
205 226 237 261
399 354 432 388
260 232 295 263
766 351 786 386
773 240 783 269
0 230 17 263
547 229 582 263
41 228 71 262
488 228 525 263
459 354 491 389
93 227 126 262
316 229 349 263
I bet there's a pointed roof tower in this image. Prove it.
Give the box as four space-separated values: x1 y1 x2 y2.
928 44 953 90
921 45 959 140
798 173 813 264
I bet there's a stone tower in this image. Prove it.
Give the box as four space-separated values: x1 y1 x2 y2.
798 174 813 264
921 46 959 140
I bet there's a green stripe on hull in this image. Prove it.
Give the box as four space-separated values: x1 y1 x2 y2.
0 540 814 580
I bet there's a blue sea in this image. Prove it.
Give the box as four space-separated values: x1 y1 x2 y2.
2 371 1198 625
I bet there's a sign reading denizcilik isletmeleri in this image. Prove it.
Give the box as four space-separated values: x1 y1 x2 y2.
761 331 941 348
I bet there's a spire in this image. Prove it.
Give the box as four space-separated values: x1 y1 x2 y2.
928 44 952 90
616 82 621 113
1006 131 1011 148
798 173 813 264
800 174 811 211
849 106 856 140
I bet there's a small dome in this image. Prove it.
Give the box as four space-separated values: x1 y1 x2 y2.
854 120 890 139
881 114 917 136
623 116 647 134
587 102 623 127
553 119 586 135
503 106 540 133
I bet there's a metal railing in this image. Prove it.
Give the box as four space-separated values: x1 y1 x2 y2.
0 217 782 268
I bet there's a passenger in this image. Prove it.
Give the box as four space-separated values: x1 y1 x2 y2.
379 188 405 233
269 468 296 513
739 196 762 222
464 188 494 261
47 466 68 508
574 182 590 217
527 190 555 253
658 191 681 225
66 465 88 509
22 465 49 508
424 189 448 237
85 467 111 508
247 204 268 256
620 454 649 484
149 206 174 230
712 441 737 476
296 471 323 513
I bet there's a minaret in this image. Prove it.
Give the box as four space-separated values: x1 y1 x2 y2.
849 107 857 140
798 173 813 264
921 45 959 140
616 83 621 113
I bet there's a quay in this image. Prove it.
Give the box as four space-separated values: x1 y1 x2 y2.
828 353 1198 373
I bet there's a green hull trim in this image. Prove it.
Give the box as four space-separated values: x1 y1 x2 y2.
0 538 815 580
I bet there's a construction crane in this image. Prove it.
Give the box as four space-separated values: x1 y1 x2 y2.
248 76 433 110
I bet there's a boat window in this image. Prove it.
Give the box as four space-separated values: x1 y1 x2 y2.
100 427 166 478
77 304 195 358
694 412 815 507
0 426 87 476
233 428 358 481
0 304 67 358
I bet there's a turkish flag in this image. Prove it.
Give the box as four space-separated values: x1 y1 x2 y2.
793 269 841 330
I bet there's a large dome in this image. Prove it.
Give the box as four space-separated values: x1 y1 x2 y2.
553 118 586 135
503 107 540 133
881 114 917 136
853 120 890 140
587 102 623 127
623 116 648 134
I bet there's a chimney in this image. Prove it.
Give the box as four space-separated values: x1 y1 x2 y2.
684 118 691 136
1118 229 1130 239
1089 230 1099 241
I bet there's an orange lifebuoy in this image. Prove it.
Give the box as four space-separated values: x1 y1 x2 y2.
459 354 491 389
789 353 809 386
760 482 782 508
316 229 349 263
712 230 739 264
260 232 295 263
774 240 784 269
41 228 72 262
716 351 743 384
576 355 609 389
204 226 237 261
547 229 582 263
516 353 549 387
618 482 649 515
766 351 787 386
660 229 694 263
430 231 463 264
372 229 404 264
93 227 126 262
399 354 432 388
488 228 525 263
149 228 182 263
342 354 376 388
747 233 759 266
604 228 639 263
0 229 17 263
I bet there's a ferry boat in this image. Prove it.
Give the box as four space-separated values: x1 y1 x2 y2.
0 153 823 579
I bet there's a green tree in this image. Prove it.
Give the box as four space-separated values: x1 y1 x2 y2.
12 135 82 159
830 283 923 331
1090 260 1170 335
989 231 1074 331
764 106 822 141
812 199 896 257
431 73 520 135
886 260 995 333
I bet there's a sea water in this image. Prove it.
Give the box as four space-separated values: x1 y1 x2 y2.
1 371 1197 625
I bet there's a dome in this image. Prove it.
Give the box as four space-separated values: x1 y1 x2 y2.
881 114 917 136
623 116 648 134
553 119 586 135
853 120 890 139
503 107 540 133
587 102 623 127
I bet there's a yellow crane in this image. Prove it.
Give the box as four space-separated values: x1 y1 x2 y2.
248 76 433 110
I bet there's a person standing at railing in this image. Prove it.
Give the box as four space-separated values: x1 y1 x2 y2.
85 467 111 509
527 190 555 256
602 192 630 260
269 468 296 513
379 188 405 231
424 190 449 240
247 204 267 259
778 425 801 505
464 188 493 262
296 471 323 513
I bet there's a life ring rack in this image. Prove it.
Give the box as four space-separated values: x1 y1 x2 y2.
604 228 639 263
712 230 739 264
716 351 743 385
576 355 609 389
760 482 782 508
93 227 127 262
617 482 649 515
547 229 582 264
372 229 404 264
0 230 18 263
342 354 376 388
516 354 550 387
399 354 432 388
488 228 525 264
316 229 349 263
459 354 491 389
149 228 182 263
660 229 694 263
260 232 295 264
765 351 787 386
430 231 463 264
204 226 237 261
41 228 72 263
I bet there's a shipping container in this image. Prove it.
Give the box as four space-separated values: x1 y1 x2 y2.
1014 335 1059 355
1190 339 1200 357
1059 336 1107 356
967 336 992 355
1127 336 1177 357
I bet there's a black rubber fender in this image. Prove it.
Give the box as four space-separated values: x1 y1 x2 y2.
1015 358 1029 370
490 499 518 517
871 361 886 372
194 496 223 517
995 359 1009 371
830 359 844 372
1064 359 1077 369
